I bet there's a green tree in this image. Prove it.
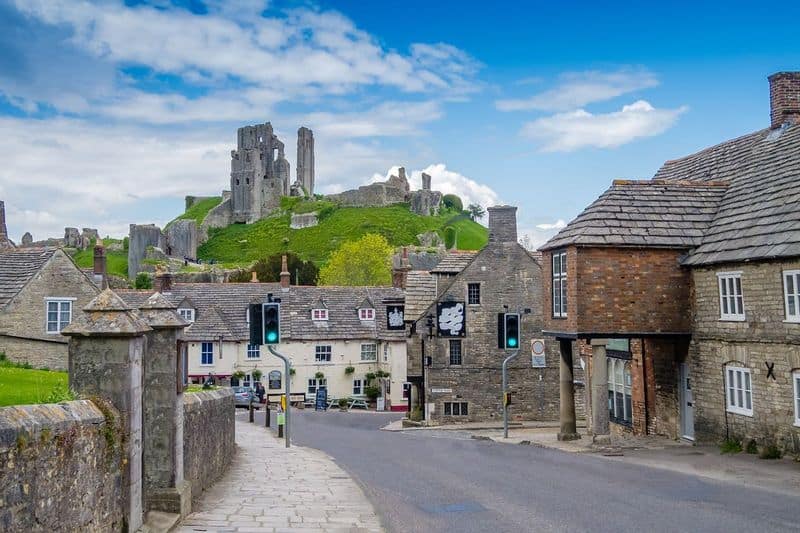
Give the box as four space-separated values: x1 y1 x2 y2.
229 252 319 285
319 234 393 286
442 194 463 212
467 203 486 221
134 272 152 289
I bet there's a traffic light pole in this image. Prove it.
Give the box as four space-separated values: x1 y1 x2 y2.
502 349 521 439
268 345 291 448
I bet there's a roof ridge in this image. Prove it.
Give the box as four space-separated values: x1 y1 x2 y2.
612 179 730 187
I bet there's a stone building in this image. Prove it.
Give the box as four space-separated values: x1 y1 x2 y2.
0 247 101 369
540 71 800 453
404 206 554 423
0 201 13 249
296 126 315 196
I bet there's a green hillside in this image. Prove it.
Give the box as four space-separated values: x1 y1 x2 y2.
197 202 488 266
169 196 222 227
72 238 129 278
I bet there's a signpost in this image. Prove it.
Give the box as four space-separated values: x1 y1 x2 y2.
268 345 291 448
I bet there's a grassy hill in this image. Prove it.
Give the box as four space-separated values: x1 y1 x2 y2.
197 201 488 266
72 238 129 278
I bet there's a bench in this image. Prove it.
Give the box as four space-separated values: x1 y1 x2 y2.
348 396 369 411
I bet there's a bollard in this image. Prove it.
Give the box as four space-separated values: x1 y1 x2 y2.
278 423 284 438
265 406 270 428
277 411 285 438
249 401 254 423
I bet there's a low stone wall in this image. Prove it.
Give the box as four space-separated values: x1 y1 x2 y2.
0 400 123 532
0 334 68 371
183 389 235 494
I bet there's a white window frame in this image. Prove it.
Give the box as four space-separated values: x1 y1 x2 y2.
360 343 377 361
784 270 800 322
359 308 375 321
312 309 328 321
607 357 633 425
246 344 260 359
793 370 800 427
178 308 195 323
467 283 481 305
444 401 468 416
315 345 332 362
725 365 753 416
717 272 745 321
307 378 327 396
353 378 364 396
200 342 214 366
552 251 567 318
45 298 74 334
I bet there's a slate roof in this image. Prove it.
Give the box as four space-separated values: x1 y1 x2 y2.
656 123 800 265
0 248 57 308
430 251 478 274
118 283 405 342
540 180 728 251
405 271 437 321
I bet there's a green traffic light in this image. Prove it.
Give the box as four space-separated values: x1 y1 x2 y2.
266 331 278 343
508 338 517 347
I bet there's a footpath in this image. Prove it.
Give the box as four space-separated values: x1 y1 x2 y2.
384 420 800 498
178 413 383 533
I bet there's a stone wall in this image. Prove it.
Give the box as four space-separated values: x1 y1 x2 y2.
691 260 800 452
0 400 124 532
164 220 198 260
290 212 319 229
199 198 232 244
128 224 165 279
183 389 235 494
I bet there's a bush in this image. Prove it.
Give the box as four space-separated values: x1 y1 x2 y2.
344 366 355 375
123 236 129 251
338 398 349 409
409 406 423 422
442 194 463 212
365 372 376 383
251 369 263 382
43 383 76 404
134 272 152 289
720 438 742 454
364 386 381 401
315 371 325 380
759 445 782 460
745 439 759 454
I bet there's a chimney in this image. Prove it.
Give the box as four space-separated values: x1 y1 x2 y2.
280 255 290 289
421 172 432 191
769 72 800 129
250 271 259 283
487 205 518 243
155 272 172 292
0 200 8 243
93 242 107 288
392 247 411 289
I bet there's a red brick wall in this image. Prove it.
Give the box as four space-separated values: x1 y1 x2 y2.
542 247 578 333
769 71 800 128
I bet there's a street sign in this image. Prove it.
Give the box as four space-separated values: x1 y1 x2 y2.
531 338 546 368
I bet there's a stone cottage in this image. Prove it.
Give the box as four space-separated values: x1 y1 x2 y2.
540 71 800 453
0 247 102 369
404 206 555 423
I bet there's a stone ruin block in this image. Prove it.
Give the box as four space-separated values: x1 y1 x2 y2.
290 212 319 229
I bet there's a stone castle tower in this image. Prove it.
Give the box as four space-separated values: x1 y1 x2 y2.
230 122 291 223
296 127 314 196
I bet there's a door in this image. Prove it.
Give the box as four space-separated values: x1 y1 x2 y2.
680 363 695 440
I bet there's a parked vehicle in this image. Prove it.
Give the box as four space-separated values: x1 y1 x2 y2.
232 386 258 409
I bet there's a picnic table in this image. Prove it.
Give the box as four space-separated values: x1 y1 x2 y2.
348 396 369 411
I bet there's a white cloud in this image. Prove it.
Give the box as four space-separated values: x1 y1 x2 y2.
496 68 658 112
521 100 687 152
302 101 443 138
535 219 566 230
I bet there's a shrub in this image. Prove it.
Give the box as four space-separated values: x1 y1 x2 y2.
43 383 77 404
442 194 463 212
251 369 263 382
720 438 742 454
338 398 349 409
289 368 296 376
315 371 325 380
134 272 152 289
344 366 355 375
365 372 376 383
409 406 423 422
745 439 759 454
759 445 782 460
364 386 381 401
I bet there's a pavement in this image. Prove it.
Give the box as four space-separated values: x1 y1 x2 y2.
176 410 383 533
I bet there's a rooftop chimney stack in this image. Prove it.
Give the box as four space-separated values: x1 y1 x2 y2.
392 246 412 289
769 71 800 129
93 242 107 288
155 272 172 293
280 255 291 289
487 205 518 244
250 271 259 283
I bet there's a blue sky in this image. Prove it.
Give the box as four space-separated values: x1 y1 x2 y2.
0 0 798 246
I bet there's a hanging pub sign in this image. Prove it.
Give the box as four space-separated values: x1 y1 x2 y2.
437 301 466 337
387 305 405 330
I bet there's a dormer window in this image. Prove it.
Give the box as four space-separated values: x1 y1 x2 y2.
312 309 328 321
359 308 375 321
178 308 195 323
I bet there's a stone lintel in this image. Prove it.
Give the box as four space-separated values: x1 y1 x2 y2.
590 338 609 346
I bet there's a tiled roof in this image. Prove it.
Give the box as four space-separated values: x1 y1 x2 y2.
430 251 478 274
678 124 800 265
405 270 437 321
540 180 728 251
0 248 56 308
118 283 405 342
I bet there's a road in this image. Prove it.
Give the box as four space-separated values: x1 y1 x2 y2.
254 409 800 533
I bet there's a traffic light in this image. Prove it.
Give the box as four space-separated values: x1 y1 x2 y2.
263 303 280 344
504 313 520 350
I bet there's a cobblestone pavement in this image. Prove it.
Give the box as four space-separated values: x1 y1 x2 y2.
178 414 384 533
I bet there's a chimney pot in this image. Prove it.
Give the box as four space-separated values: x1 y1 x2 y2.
280 255 290 289
769 71 800 128
155 272 172 292
487 205 518 244
250 271 258 283
93 242 107 288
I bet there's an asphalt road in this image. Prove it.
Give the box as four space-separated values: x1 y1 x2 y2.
254 409 800 533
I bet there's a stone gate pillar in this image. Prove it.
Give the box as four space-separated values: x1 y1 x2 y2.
62 289 152 533
557 339 580 441
138 292 191 516
590 338 610 443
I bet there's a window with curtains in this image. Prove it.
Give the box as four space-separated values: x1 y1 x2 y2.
608 357 632 425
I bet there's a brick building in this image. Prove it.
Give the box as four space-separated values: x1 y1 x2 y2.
405 206 557 423
541 72 800 453
0 247 101 369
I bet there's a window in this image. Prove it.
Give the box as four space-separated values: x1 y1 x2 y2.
444 402 468 416
467 283 481 305
360 343 377 361
268 370 281 390
315 345 332 362
178 308 195 323
402 382 411 400
45 299 72 333
246 344 260 359
201 342 214 366
383 343 389 362
794 371 800 427
353 379 364 395
449 339 462 365
784 270 800 322
552 251 567 317
726 365 753 416
608 357 632 425
242 373 252 389
312 309 328 321
359 308 375 320
718 272 744 320
307 378 327 395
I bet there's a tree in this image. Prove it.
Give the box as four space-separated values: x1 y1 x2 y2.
134 272 152 289
442 194 463 212
229 252 319 285
467 203 486 221
319 234 393 286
